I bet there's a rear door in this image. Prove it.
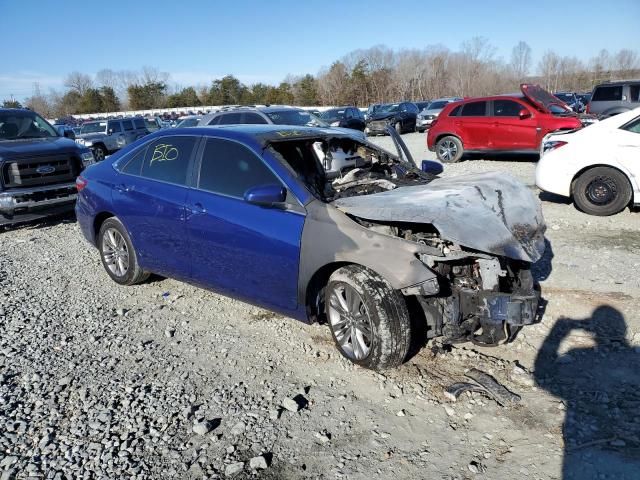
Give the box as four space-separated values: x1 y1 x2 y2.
185 137 305 312
455 101 490 149
491 99 538 150
112 135 199 279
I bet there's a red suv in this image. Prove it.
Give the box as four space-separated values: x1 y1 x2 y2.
426 84 583 162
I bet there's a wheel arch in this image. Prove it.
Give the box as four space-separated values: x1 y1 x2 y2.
304 261 353 324
434 132 463 146
570 164 635 205
93 211 115 245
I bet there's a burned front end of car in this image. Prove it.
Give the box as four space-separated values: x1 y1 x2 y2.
333 172 546 347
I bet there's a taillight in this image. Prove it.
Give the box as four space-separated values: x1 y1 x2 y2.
76 176 88 192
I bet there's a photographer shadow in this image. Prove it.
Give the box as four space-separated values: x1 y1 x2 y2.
534 306 640 479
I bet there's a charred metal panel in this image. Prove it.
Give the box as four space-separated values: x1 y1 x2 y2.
332 172 546 262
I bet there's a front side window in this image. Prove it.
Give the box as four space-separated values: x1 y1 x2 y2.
493 100 524 117
108 121 122 133
139 136 197 185
198 138 280 198
460 101 487 116
122 120 134 131
592 86 623 102
217 113 242 125
630 85 640 103
621 117 640 134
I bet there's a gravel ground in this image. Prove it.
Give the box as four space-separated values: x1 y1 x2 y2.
1 132 639 479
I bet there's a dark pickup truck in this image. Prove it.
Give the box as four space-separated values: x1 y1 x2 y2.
0 108 95 226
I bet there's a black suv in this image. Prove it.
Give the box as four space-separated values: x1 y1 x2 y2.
365 102 419 135
318 107 366 131
0 109 95 226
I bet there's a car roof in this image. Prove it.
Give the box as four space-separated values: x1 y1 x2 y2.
157 124 364 146
595 79 640 87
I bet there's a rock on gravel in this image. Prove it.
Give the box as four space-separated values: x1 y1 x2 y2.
225 461 245 476
249 455 268 470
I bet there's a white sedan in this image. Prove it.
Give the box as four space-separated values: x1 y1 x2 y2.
536 108 640 216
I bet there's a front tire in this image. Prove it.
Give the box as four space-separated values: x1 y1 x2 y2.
98 217 149 285
325 265 411 370
436 136 463 163
92 145 107 162
573 167 632 216
394 121 402 135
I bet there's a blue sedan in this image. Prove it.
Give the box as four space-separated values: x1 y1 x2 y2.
76 125 545 370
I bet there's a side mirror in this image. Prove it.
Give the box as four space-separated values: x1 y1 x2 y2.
519 109 532 119
107 129 113 135
244 184 287 207
64 129 75 140
421 160 444 175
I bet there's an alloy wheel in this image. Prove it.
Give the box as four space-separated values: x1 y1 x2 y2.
438 140 457 162
328 283 373 360
102 228 129 277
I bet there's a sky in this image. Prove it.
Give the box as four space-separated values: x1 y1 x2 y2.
2 0 639 101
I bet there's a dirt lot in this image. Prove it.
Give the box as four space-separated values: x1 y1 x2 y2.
1 132 639 479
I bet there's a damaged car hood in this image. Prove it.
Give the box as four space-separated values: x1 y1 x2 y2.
333 172 546 262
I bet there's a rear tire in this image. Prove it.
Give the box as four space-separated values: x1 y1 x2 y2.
436 136 463 163
325 265 411 370
573 167 632 216
98 217 149 285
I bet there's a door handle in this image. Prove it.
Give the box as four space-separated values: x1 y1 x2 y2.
189 202 207 214
114 183 131 193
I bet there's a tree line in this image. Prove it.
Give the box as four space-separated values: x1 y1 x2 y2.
6 39 638 118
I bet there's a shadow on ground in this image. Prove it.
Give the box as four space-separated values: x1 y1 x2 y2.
1 211 76 233
534 305 640 479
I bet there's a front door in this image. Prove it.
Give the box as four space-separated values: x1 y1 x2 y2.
112 135 199 279
186 137 305 313
614 116 640 179
491 99 538 150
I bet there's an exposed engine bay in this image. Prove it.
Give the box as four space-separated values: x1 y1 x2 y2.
269 132 544 347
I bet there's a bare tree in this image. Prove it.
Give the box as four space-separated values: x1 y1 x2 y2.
613 49 638 75
510 41 532 81
64 71 93 95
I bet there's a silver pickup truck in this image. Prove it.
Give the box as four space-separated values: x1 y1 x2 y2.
75 117 149 161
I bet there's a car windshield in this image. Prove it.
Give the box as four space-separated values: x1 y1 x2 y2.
145 119 160 131
265 110 328 127
378 104 401 113
81 122 107 134
549 104 572 114
176 118 200 128
319 109 345 122
0 111 58 140
554 94 574 102
427 101 448 110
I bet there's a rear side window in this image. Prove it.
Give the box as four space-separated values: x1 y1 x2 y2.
207 115 221 125
217 113 242 124
492 100 524 117
592 86 623 102
198 138 280 198
621 117 640 134
140 136 197 185
108 121 122 133
449 105 462 116
122 120 134 131
630 85 640 103
460 101 487 116
133 118 146 129
121 147 145 175
242 113 268 124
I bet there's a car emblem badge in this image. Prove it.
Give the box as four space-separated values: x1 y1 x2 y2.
36 165 56 175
